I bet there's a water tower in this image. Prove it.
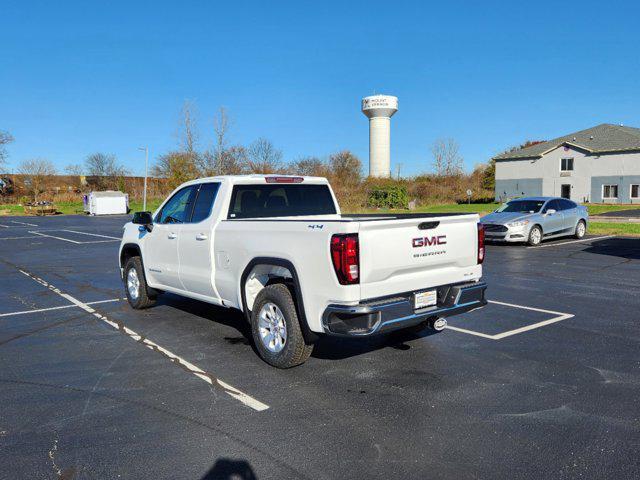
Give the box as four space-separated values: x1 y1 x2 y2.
361 94 398 178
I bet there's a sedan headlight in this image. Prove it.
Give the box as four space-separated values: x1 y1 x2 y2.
507 220 530 228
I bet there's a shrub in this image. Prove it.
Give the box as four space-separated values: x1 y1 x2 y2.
367 184 408 209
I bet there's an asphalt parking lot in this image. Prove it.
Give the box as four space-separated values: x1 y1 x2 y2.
0 215 639 479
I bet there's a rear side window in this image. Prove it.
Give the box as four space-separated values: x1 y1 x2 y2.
191 183 220 223
228 184 337 219
559 199 576 210
156 186 198 224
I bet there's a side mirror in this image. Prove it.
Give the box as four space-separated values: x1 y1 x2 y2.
546 209 556 215
133 211 154 231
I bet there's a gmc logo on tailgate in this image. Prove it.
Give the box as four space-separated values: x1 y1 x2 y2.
413 235 447 247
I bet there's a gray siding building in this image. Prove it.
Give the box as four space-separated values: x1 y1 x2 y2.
494 124 640 204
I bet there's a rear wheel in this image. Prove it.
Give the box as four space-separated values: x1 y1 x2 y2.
251 284 313 368
574 220 586 239
527 225 543 246
124 256 157 309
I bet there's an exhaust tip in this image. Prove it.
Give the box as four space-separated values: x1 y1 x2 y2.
430 317 447 331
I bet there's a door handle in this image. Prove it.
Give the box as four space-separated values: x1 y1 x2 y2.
168 232 177 239
196 233 208 241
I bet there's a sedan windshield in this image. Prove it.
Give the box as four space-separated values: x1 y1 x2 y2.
497 200 545 214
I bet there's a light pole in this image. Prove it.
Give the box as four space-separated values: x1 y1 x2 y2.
138 147 149 211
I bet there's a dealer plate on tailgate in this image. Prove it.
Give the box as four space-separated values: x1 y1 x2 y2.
414 290 437 309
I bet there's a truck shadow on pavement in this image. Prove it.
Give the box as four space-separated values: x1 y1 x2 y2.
312 328 439 361
154 293 436 361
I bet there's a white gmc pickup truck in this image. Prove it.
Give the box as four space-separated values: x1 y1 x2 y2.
119 175 487 368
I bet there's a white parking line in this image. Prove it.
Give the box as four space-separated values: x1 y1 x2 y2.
527 235 613 249
18 269 269 412
0 236 41 241
11 220 38 227
29 231 82 243
62 230 121 240
445 300 574 340
27 231 119 244
0 298 122 317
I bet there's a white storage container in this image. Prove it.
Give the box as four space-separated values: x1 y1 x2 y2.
88 191 129 215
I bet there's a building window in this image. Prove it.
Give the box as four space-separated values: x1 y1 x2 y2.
602 184 618 199
560 158 574 171
632 184 640 199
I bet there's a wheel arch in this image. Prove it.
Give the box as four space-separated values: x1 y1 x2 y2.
120 243 142 269
240 257 318 343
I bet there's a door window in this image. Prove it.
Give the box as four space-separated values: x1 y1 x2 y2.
190 183 221 223
156 186 198 224
543 199 562 213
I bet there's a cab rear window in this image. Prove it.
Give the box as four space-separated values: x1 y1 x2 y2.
228 184 336 219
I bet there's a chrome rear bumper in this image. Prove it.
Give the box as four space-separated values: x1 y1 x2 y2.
322 281 487 336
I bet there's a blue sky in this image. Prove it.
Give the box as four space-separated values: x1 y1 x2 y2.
2 0 639 176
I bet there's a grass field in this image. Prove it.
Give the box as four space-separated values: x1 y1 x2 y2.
0 199 164 216
2 198 640 237
589 222 640 236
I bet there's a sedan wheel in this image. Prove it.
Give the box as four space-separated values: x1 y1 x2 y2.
575 220 586 239
528 226 542 246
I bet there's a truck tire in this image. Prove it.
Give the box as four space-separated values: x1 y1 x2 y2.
124 256 157 309
574 220 586 239
527 225 543 246
250 283 313 368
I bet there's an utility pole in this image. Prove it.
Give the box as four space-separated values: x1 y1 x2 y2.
138 147 149 211
396 163 403 180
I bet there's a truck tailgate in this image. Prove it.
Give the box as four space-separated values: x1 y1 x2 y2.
357 215 481 300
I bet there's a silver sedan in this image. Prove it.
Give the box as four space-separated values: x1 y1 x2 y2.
480 197 588 246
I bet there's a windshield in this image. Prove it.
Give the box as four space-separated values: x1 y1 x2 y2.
497 200 545 214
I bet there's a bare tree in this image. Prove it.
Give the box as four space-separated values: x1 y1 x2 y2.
18 158 57 201
201 107 235 175
65 163 84 176
214 107 230 156
84 153 128 189
177 100 199 154
0 130 14 172
329 150 362 182
291 156 328 177
218 145 249 175
153 151 200 190
431 138 464 176
247 138 283 173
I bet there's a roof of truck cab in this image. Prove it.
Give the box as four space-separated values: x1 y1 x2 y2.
179 175 330 186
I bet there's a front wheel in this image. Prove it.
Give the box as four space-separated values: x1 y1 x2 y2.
527 225 543 246
124 256 157 309
251 284 313 368
574 220 586 239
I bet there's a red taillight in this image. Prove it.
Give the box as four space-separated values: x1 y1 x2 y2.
477 222 485 264
330 234 359 285
265 176 304 183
